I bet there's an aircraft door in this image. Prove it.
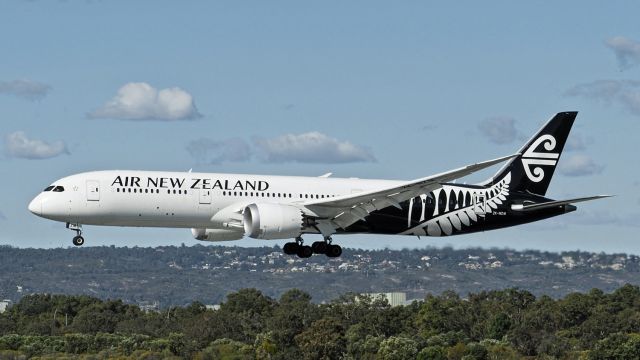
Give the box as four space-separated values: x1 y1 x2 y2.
473 193 486 215
86 180 100 201
199 189 212 204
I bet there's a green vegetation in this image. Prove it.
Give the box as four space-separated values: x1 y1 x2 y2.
2 286 640 359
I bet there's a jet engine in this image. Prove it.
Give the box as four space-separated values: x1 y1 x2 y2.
243 203 304 240
191 228 244 242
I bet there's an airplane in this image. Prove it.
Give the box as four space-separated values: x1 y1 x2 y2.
28 112 609 258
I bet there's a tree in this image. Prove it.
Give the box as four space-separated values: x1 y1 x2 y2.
295 318 346 360
590 332 640 360
218 289 276 343
266 289 316 353
345 324 383 360
376 336 418 360
416 291 471 338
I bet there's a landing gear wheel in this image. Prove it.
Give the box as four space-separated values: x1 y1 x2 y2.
297 245 313 258
283 242 299 255
326 244 342 258
311 241 328 254
67 223 85 246
72 236 85 247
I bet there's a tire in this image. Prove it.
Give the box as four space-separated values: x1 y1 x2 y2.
326 244 342 258
297 245 313 258
72 236 84 246
283 242 299 255
311 241 327 254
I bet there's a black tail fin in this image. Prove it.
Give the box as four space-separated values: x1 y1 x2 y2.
486 111 577 196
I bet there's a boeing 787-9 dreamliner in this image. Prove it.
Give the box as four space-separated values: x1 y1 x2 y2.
28 112 609 258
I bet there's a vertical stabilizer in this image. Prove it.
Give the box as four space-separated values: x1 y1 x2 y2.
486 112 577 196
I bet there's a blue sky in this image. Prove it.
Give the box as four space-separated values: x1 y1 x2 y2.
1 1 638 253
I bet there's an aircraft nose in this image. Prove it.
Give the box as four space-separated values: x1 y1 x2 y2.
28 196 41 216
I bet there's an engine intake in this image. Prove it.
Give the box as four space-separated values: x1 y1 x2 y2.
243 203 304 240
191 228 243 242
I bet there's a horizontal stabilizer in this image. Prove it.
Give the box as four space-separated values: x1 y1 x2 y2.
511 195 612 212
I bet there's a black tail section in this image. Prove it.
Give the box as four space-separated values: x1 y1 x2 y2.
487 112 577 196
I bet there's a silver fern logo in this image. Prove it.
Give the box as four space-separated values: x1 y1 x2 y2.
521 134 559 182
401 173 511 237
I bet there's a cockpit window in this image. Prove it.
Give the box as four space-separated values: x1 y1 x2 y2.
52 186 65 192
44 186 55 192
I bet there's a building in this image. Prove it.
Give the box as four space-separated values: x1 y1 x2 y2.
138 301 159 313
0 300 12 313
362 292 408 307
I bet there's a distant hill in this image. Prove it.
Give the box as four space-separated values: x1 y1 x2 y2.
0 244 638 307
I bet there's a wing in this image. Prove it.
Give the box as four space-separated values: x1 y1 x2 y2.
304 154 519 231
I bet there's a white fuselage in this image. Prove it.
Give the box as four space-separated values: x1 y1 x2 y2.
28 170 401 230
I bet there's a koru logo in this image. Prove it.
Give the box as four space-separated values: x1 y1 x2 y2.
521 134 559 182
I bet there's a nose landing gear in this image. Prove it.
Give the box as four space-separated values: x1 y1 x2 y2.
66 223 84 246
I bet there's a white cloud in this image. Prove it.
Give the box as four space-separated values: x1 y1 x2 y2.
559 154 604 177
253 132 376 164
478 117 518 144
88 82 202 121
565 80 640 116
605 36 640 71
0 79 51 101
4 131 69 160
186 138 251 164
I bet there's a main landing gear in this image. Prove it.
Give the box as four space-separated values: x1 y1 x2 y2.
283 236 342 258
66 223 84 246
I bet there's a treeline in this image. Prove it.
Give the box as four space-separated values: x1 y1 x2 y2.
2 286 640 359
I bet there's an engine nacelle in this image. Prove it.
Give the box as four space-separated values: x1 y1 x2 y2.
243 203 304 240
191 228 244 242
